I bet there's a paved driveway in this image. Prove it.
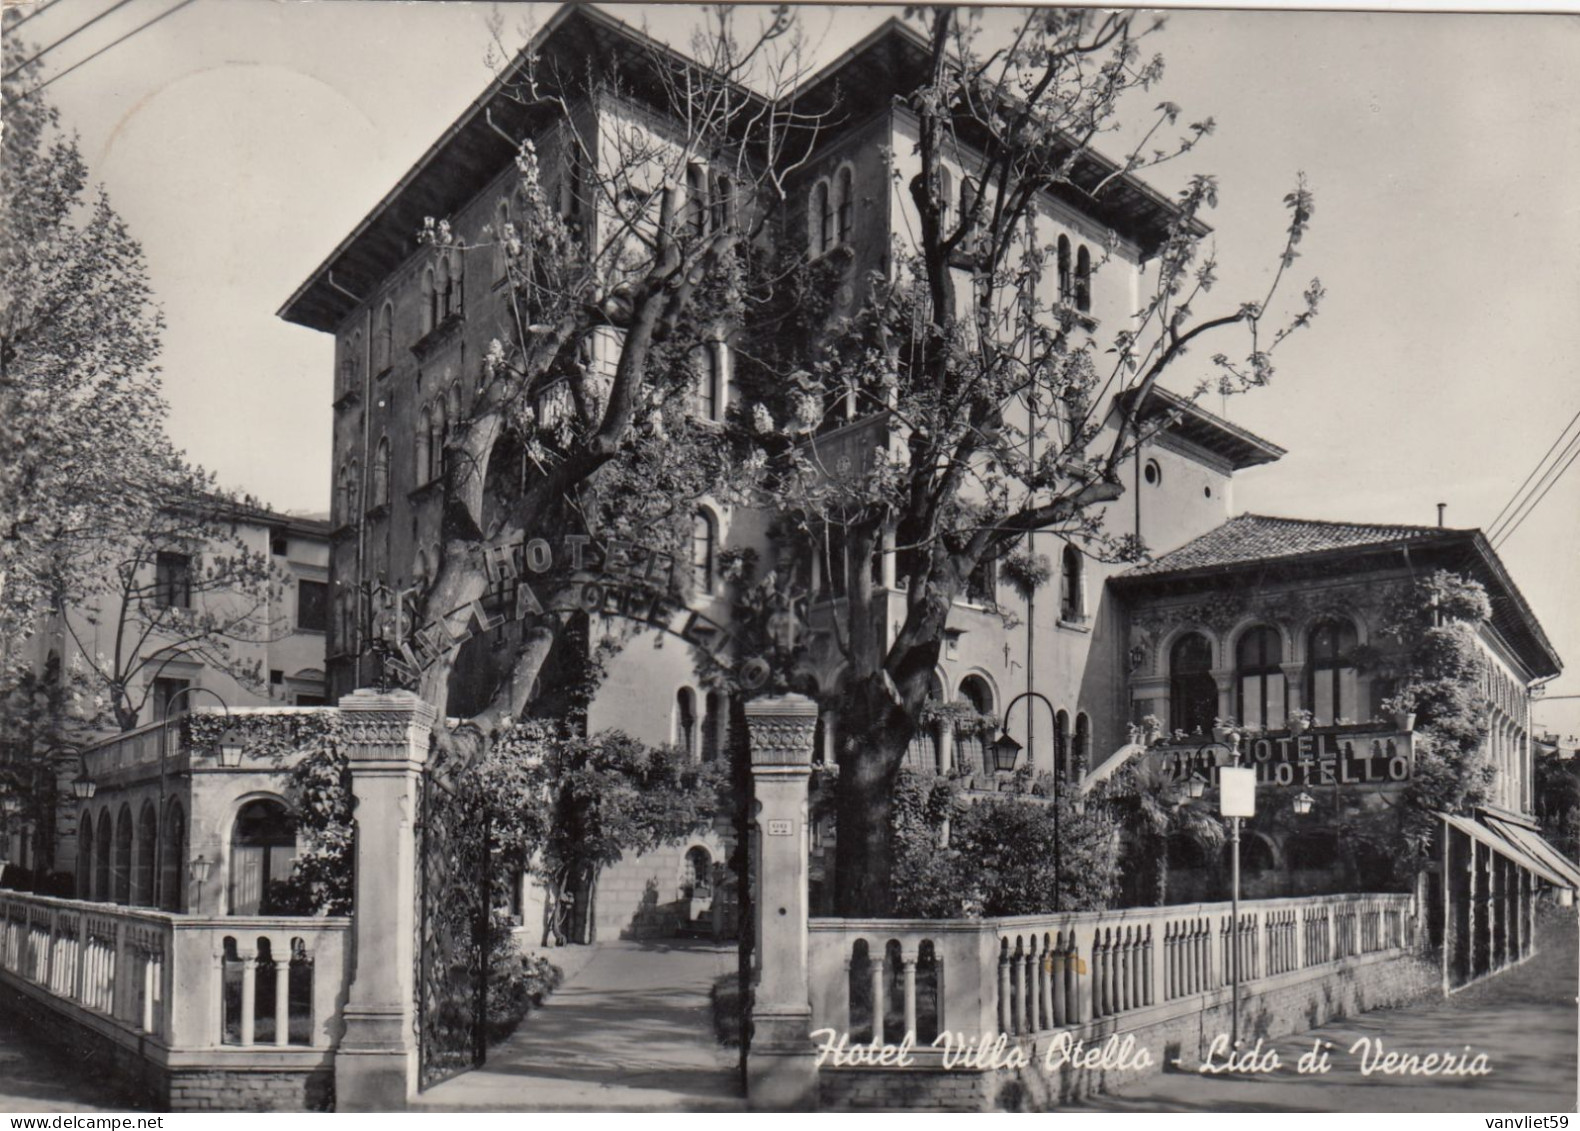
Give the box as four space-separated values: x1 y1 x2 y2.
411 938 743 1111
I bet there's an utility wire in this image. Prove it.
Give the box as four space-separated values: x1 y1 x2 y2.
1488 425 1580 546
7 0 69 34
1485 403 1580 540
2 0 138 82
4 0 197 106
1492 436 1580 551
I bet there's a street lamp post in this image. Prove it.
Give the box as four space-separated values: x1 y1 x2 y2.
156 686 236 911
991 690 1062 909
1215 732 1257 1050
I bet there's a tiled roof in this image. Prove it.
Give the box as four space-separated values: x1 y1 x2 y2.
1122 514 1452 578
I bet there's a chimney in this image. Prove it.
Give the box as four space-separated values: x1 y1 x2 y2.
1436 502 1447 528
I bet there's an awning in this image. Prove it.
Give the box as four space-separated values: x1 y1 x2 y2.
1440 813 1571 887
1485 816 1580 890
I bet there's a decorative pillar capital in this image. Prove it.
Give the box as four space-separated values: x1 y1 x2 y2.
745 694 818 771
338 689 437 767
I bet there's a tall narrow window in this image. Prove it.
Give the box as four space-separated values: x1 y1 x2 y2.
1075 245 1092 313
1074 713 1091 778
134 803 157 907
695 342 723 422
1307 619 1359 727
1055 710 1071 781
373 437 390 509
702 691 725 762
710 173 733 232
152 677 190 721
155 552 192 609
1059 544 1084 622
811 181 831 253
965 554 997 606
430 400 446 483
113 805 132 905
95 810 112 902
686 163 708 239
1057 236 1073 305
78 810 95 900
159 801 184 911
375 303 392 373
1170 633 1217 736
297 580 329 632
835 165 854 245
229 800 296 916
956 676 994 775
1235 626 1286 730
691 511 716 595
960 176 978 223
438 258 453 322
422 268 436 335
676 688 698 759
415 406 431 485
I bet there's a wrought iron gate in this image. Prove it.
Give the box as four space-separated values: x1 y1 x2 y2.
415 771 491 1090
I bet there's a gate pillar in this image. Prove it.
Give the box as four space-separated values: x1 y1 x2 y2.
744 693 818 1110
333 689 437 1111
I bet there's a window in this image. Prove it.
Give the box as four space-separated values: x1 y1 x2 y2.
229 799 297 916
494 200 511 280
691 511 716 595
94 810 112 902
155 552 192 609
965 554 997 606
438 258 454 323
114 805 133 905
710 172 734 232
676 688 697 759
77 811 94 900
415 406 431 485
702 691 725 762
134 803 157 907
959 176 978 224
1307 619 1359 727
430 399 446 483
1055 710 1071 781
811 180 832 253
695 341 724 422
1170 632 1217 736
152 677 190 721
345 460 360 520
938 167 953 231
422 268 436 335
1059 544 1084 623
1057 236 1073 304
339 351 354 398
1075 245 1092 313
905 674 946 773
372 436 390 509
447 382 462 435
159 801 185 911
686 163 708 238
297 580 329 632
375 303 392 373
1143 459 1161 486
835 165 854 245
1235 625 1286 730
1074 713 1091 779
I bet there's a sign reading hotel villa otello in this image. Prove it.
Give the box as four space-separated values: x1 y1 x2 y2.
1150 730 1415 789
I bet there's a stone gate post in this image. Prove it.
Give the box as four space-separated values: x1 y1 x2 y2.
744 693 818 1111
333 689 436 1111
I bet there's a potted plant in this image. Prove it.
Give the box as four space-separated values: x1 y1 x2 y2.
1140 714 1164 747
1380 695 1416 733
1287 708 1315 737
1212 717 1239 745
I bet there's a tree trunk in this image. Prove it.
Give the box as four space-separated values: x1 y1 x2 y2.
832 727 909 916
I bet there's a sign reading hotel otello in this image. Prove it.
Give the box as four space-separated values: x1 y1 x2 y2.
1149 730 1415 790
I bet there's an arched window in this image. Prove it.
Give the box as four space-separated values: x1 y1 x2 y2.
494 199 511 280
77 809 94 900
1057 235 1073 304
375 303 392 373
160 800 185 911
835 165 854 245
906 673 946 773
373 437 390 509
446 382 461 435
1055 710 1071 781
1170 632 1217 736
686 162 708 238
415 406 431 485
691 511 716 595
134 803 157 907
702 691 725 762
113 805 133 905
1307 619 1359 727
1075 245 1092 313
695 341 724 422
339 351 354 398
676 688 698 759
1073 713 1091 779
959 176 978 223
430 399 446 483
451 249 464 315
1236 625 1286 730
956 675 994 775
95 810 112 902
421 268 436 335
1059 544 1084 623
683 846 713 900
229 799 296 916
811 180 831 253
437 257 454 322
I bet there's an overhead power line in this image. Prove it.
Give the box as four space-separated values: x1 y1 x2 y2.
2 0 138 82
1492 435 1580 551
7 0 69 34
1484 403 1580 542
4 0 197 106
1489 425 1580 547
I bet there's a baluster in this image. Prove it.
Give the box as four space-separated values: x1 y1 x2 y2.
274 939 291 1047
1069 933 1087 1024
1093 930 1109 1018
1118 927 1133 1012
240 951 258 1046
997 941 1011 1034
143 948 157 1033
1021 942 1036 1033
1051 931 1067 1026
304 941 320 1048
1038 936 1054 1031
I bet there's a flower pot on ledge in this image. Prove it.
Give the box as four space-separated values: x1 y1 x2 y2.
1393 711 1417 733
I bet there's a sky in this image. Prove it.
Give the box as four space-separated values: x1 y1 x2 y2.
13 0 1580 736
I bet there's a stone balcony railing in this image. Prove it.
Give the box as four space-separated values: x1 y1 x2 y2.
0 890 350 1055
808 891 1416 1050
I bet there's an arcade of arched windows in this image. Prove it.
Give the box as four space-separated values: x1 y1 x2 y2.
74 796 192 912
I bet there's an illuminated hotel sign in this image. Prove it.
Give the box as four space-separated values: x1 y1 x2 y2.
1150 729 1415 788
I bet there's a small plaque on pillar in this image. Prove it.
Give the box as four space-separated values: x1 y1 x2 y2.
766 819 793 836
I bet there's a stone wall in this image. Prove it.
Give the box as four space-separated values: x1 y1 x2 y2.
819 946 1440 1111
